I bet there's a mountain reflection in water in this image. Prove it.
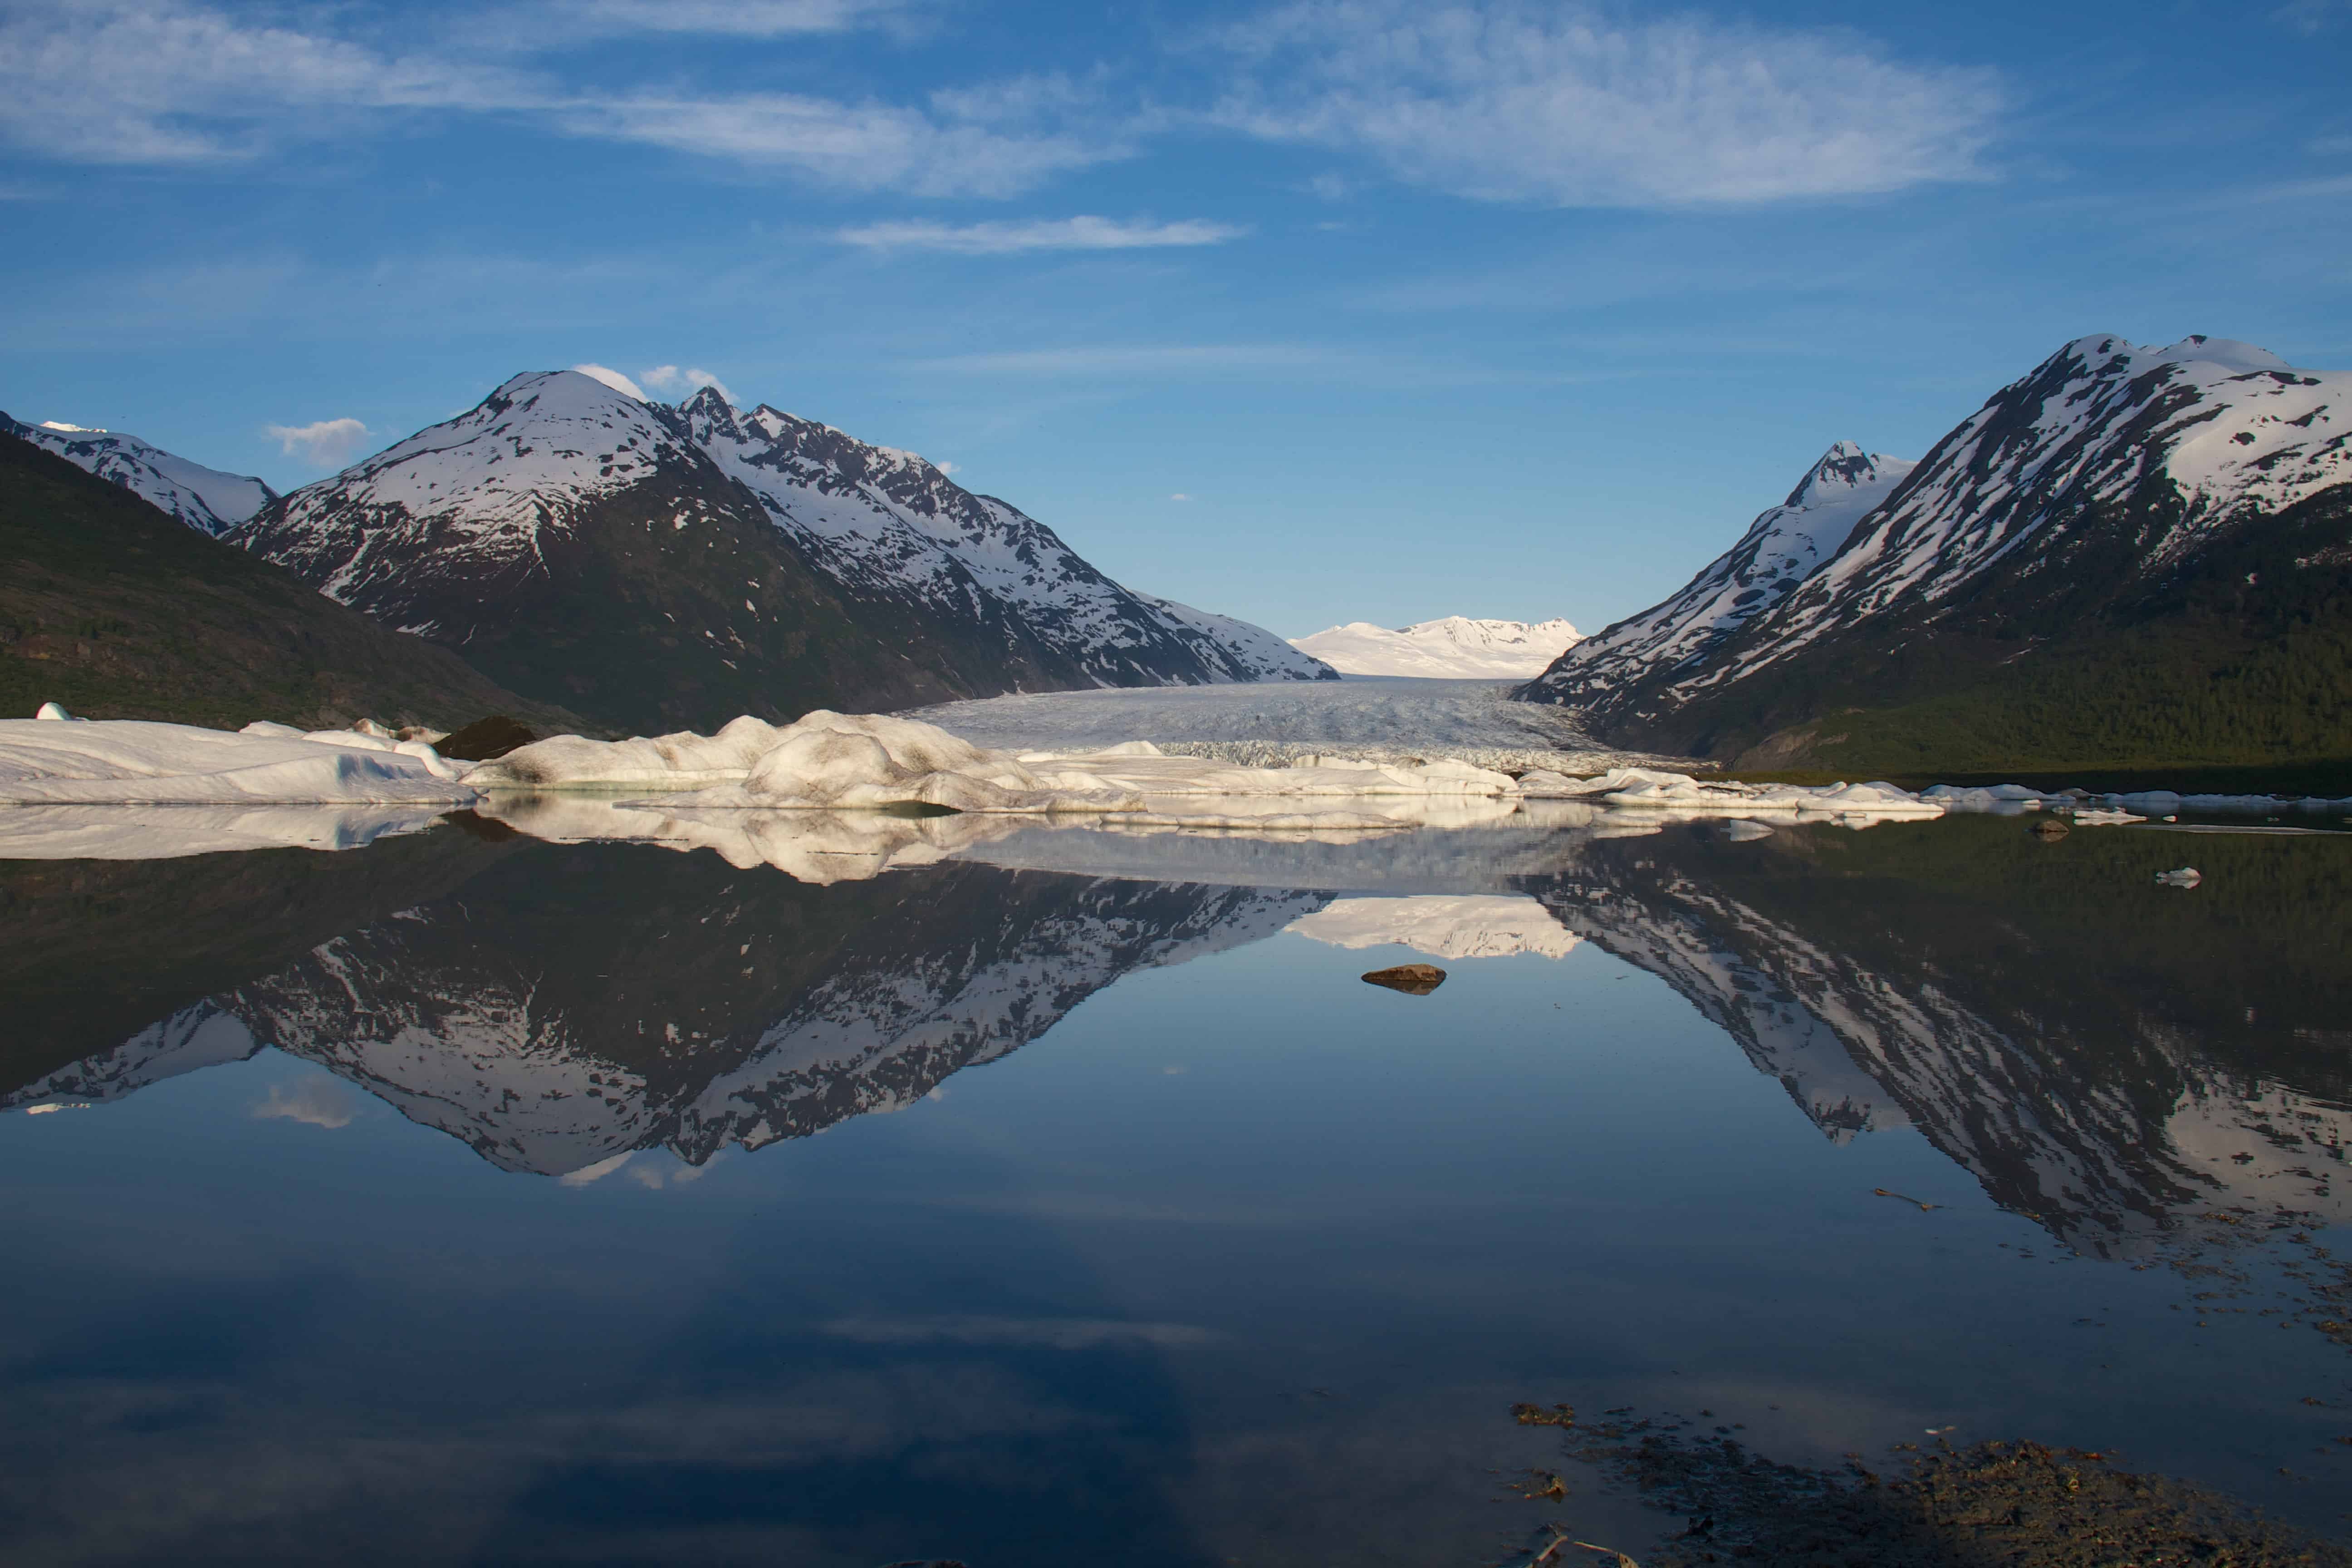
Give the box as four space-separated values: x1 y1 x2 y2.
5 812 2347 1243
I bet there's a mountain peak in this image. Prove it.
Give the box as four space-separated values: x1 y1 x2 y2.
1785 441 1901 509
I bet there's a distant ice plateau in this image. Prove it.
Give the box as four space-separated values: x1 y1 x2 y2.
1290 616 1580 679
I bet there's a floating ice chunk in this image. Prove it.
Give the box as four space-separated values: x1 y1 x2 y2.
239 720 308 739
2070 808 2146 826
2156 867 2202 887
1722 820 1776 841
0 719 478 805
34 701 73 721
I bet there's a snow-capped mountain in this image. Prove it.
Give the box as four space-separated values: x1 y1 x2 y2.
230 372 1329 731
1291 616 1580 679
1518 443 1910 709
1517 335 2352 760
2 412 275 535
677 389 1332 686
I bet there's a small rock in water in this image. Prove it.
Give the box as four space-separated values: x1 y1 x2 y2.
1362 963 1446 995
2156 867 2202 888
2031 818 2069 840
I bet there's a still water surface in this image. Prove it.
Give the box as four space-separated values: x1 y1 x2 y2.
4 811 2349 1565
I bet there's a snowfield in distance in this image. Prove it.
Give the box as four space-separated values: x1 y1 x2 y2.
1291 617 1581 678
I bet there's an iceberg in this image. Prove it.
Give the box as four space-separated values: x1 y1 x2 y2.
0 714 475 805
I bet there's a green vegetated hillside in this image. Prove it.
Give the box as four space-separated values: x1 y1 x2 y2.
1664 484 2352 783
0 433 590 733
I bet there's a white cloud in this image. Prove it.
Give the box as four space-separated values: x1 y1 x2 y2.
1210 0 2001 208
0 3 1119 197
561 93 1121 196
1169 492 1192 501
264 416 371 466
638 364 736 402
835 215 1247 253
2309 133 2352 157
0 0 530 163
545 0 914 36
934 459 960 474
252 1078 355 1129
570 363 648 399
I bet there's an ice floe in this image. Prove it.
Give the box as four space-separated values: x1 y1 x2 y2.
0 713 474 805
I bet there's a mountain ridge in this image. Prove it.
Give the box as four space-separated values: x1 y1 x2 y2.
1516 334 2352 773
225 372 1329 733
4 413 277 535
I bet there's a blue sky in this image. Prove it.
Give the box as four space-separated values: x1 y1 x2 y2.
3 0 2349 638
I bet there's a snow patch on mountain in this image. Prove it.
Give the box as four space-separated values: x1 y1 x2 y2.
4 412 275 534
1292 616 1581 678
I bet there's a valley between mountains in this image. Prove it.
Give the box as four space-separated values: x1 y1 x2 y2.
7 330 2348 783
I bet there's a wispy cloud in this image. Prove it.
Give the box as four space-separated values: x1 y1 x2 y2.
265 416 371 466
0 2 1122 196
1209 0 2002 208
561 93 1122 196
543 0 916 37
836 216 1247 253
0 0 529 162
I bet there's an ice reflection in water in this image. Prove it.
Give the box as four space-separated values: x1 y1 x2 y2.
0 810 2347 1566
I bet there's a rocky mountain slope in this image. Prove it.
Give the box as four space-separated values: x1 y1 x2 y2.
227 372 1328 733
0 431 585 733
1291 616 1580 678
1519 337 2352 773
3 412 275 535
1522 444 1911 709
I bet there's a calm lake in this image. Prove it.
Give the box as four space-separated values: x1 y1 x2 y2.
4 808 2348 1566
